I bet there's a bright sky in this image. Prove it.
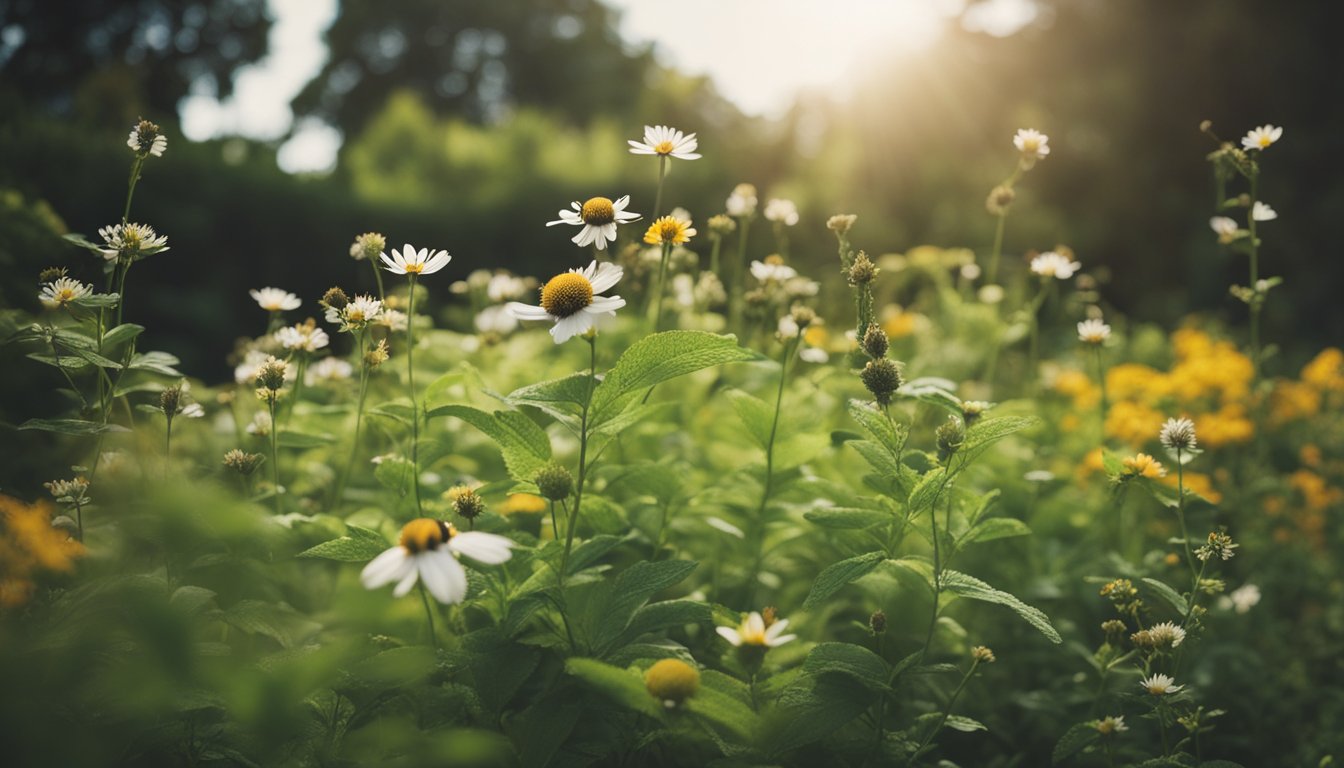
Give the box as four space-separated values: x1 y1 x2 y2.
181 0 1035 174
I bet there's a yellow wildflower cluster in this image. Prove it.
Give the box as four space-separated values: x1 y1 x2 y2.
0 494 84 608
1271 348 1344 424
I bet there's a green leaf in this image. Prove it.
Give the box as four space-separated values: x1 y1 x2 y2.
101 323 145 348
1140 577 1190 616
428 404 551 482
803 551 886 608
297 524 389 562
71 293 121 309
685 670 756 740
18 418 130 436
848 439 902 478
963 415 1040 453
941 570 1062 643
802 642 890 692
564 658 662 717
127 350 182 376
727 388 777 450
962 517 1032 544
944 714 988 733
277 430 336 448
616 599 711 646
847 399 904 454
593 559 698 653
1052 722 1101 765
766 676 870 754
506 373 593 426
564 534 624 576
590 331 757 424
804 507 891 530
908 468 949 515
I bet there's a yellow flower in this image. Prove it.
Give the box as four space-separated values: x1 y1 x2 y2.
1271 381 1321 424
0 494 83 608
1106 364 1169 403
642 215 696 246
1160 471 1223 505
1122 453 1166 479
1105 401 1164 446
1302 348 1344 393
1290 470 1343 513
499 493 548 516
1054 369 1100 409
645 659 700 707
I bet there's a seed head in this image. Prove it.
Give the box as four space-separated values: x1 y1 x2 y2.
861 325 889 359
860 358 903 405
535 463 574 501
1101 619 1126 639
160 385 181 418
350 232 386 261
1159 417 1198 453
322 286 350 311
961 400 992 425
869 609 887 634
707 214 736 238
223 449 265 476
935 416 966 463
256 356 288 391
847 251 879 286
38 266 67 284
448 486 485 521
971 645 996 664
986 184 1016 215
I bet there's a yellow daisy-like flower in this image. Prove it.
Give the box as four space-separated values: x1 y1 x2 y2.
1122 452 1166 479
642 216 696 246
507 260 625 343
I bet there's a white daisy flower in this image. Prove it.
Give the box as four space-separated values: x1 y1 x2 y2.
1030 251 1081 280
250 287 301 312
1209 216 1241 243
628 125 701 160
547 195 641 251
1240 124 1282 151
234 350 269 385
1252 201 1277 222
360 518 513 605
1077 318 1111 345
180 402 206 418
127 119 167 157
246 410 272 437
338 295 384 330
377 308 409 332
474 304 518 335
507 260 626 344
764 198 800 226
1147 621 1187 649
799 346 830 364
306 357 354 385
97 222 169 262
39 277 93 309
275 323 329 353
379 243 451 276
1140 673 1183 696
716 611 796 648
1095 716 1128 735
751 259 798 283
1013 128 1050 160
726 183 758 218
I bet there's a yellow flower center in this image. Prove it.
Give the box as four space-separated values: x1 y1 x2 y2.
580 197 616 225
402 261 425 274
764 254 785 266
653 139 676 154
540 272 594 318
57 288 76 302
1021 137 1040 153
399 518 456 553
738 621 768 646
1258 135 1272 148
643 216 689 245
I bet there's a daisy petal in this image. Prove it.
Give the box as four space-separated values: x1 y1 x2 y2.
450 531 514 564
361 547 411 588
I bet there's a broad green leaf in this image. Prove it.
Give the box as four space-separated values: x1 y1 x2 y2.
847 399 904 454
71 293 121 309
101 323 145 348
67 346 124 369
802 642 890 692
849 439 902 478
804 507 891 530
804 551 886 608
428 404 551 482
564 534 624 576
221 600 319 649
127 350 182 376
727 388 777 450
944 714 988 732
963 415 1040 453
18 418 129 435
297 524 389 562
564 658 662 717
1052 721 1100 764
941 570 1062 643
616 599 711 646
962 517 1032 544
685 669 756 740
506 372 593 426
590 331 757 424
908 468 949 515
1140 577 1190 616
593 559 698 652
766 676 870 754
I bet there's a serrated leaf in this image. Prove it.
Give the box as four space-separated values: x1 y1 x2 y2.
941 570 1062 643
592 559 698 653
963 415 1040 453
1052 722 1100 764
804 551 886 608
297 524 389 562
1140 577 1190 616
847 399 904 454
428 404 551 482
962 517 1032 544
506 372 593 426
127 350 182 376
802 642 890 691
908 468 949 515
18 418 130 435
590 331 757 424
804 507 891 530
849 439 902 478
727 388 777 450
564 658 662 716
564 534 624 576
616 599 711 646
767 676 871 754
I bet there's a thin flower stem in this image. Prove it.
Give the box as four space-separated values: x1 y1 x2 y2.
418 582 439 650
652 242 672 330
1247 168 1261 384
122 156 144 225
164 416 173 478
729 218 752 332
369 259 386 302
747 337 796 605
987 211 1008 285
560 335 598 577
334 336 371 510
406 275 422 515
1095 345 1109 443
920 461 960 661
1175 448 1198 584
73 501 84 542
269 399 281 515
911 659 981 766
709 237 722 277
653 155 667 219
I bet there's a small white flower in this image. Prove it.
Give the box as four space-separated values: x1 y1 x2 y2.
1095 715 1128 735
1077 318 1111 345
378 309 409 332
751 259 798 283
1030 251 1081 280
39 277 93 309
716 611 796 648
507 260 625 344
1252 201 1277 222
1241 124 1282 151
180 402 206 418
726 183 758 218
246 410 273 437
1159 416 1198 452
764 198 800 226
1140 673 1183 696
338 295 384 330
250 287 302 312
379 243 451 276
474 304 518 335
1147 621 1187 649
1024 470 1055 483
1013 128 1050 160
547 195 641 251
486 273 529 302
799 346 830 364
97 222 169 262
978 284 1005 304
127 120 167 157
1223 583 1261 614
1209 216 1240 242
360 518 513 605
275 323 329 352
627 125 701 160
306 357 354 385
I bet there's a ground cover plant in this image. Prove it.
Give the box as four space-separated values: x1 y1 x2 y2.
2 115 1341 768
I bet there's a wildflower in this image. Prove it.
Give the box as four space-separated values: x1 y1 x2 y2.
276 320 330 353
246 411 272 437
1077 318 1111 345
498 493 547 516
360 518 513 605
1196 531 1238 562
251 287 301 312
379 243 451 276
535 463 574 502
1252 201 1277 221
447 486 485 522
750 258 798 283
935 416 966 463
707 214 737 237
1140 673 1183 696
507 260 626 344
364 339 391 368
1146 621 1187 650
971 645 996 663
717 610 797 648
1159 417 1198 453
1095 716 1128 735
847 251 879 286
1240 124 1282 151
127 118 166 157
764 198 799 226
306 357 354 385
222 449 265 476
255 356 288 400
978 284 1005 304
1209 216 1242 244
39 277 93 309
97 222 169 263
627 125 701 160
726 183 758 217
474 305 518 336
44 477 89 502
861 325 889 359
1014 128 1050 160
644 659 700 708
643 215 696 246
349 232 386 261
860 358 903 405
486 273 529 302
962 400 993 424
1122 453 1166 479
160 385 181 418
0 494 84 608
321 286 350 316
1101 619 1127 639
1223 583 1261 613
827 214 857 235
986 184 1016 215
1030 251 1081 280
547 196 640 251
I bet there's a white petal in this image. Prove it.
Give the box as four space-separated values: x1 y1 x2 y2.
450 531 514 564
586 295 625 314
588 262 623 293
716 626 742 646
507 302 551 321
551 312 592 343
768 634 797 647
612 195 630 211
422 250 452 274
419 550 467 604
360 547 411 588
765 618 790 639
574 226 598 248
379 252 404 273
392 562 421 596
745 612 765 635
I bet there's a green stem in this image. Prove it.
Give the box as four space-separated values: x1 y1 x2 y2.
122 156 144 225
334 337 371 510
747 338 795 605
1247 168 1261 384
269 399 281 515
164 416 173 478
560 336 597 577
911 659 981 765
369 258 386 302
418 581 439 650
652 242 672 330
406 276 422 515
709 237 722 277
987 211 1007 284
653 155 667 219
729 217 752 332
1095 345 1108 444
1175 448 1197 583
920 466 959 661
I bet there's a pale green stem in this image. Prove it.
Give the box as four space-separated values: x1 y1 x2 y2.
653 155 667 219
747 337 796 606
652 242 672 330
560 335 597 577
419 582 439 650
269 398 281 515
1175 448 1197 584
406 275 422 514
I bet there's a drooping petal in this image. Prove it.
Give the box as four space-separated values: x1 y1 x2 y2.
361 547 411 589
586 295 625 314
588 262 623 293
551 312 593 344
507 302 551 321
573 226 598 248
422 250 452 275
450 531 514 565
716 626 742 646
418 550 468 604
392 562 421 596
379 252 404 274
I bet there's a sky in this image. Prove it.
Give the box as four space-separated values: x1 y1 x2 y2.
180 0 1036 174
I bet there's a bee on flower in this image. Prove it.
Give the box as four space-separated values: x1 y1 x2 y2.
627 125 701 160
360 518 513 605
547 196 641 251
507 260 626 343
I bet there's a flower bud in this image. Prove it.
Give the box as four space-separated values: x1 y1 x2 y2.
971 645 996 663
448 486 485 521
986 184 1016 215
861 325 888 359
534 463 574 501
223 449 265 476
860 358 903 405
869 609 887 635
826 213 857 235
935 416 966 463
322 286 350 311
644 659 700 708
160 385 181 418
847 251 878 286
